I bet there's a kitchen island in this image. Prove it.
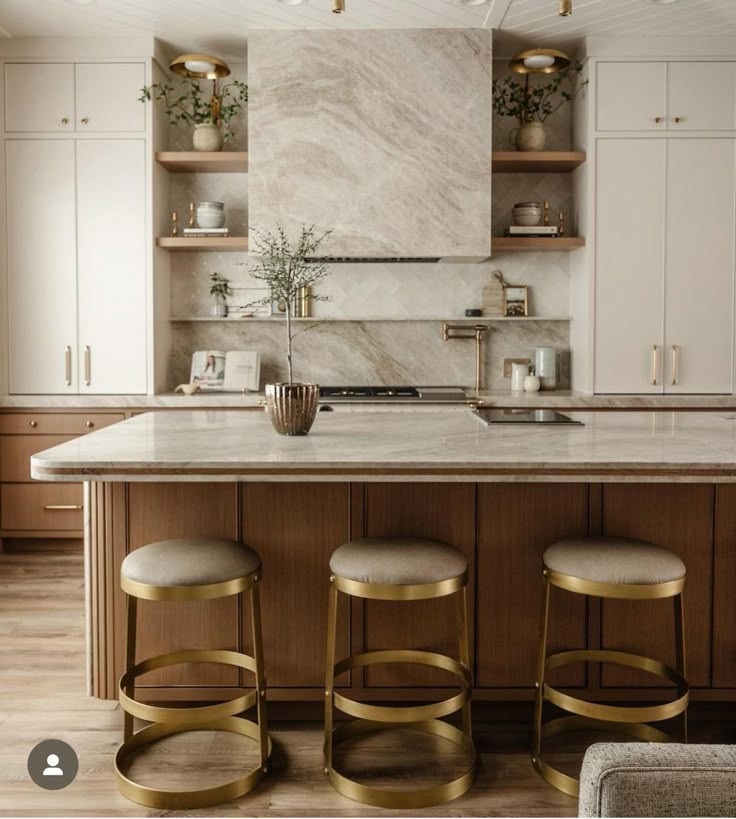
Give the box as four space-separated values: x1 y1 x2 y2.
30 410 736 706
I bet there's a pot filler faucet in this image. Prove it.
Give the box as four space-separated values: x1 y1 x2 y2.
442 323 490 398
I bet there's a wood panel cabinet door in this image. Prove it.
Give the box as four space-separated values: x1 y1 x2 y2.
713 486 736 688
75 63 146 132
477 484 589 689
4 63 75 132
6 140 78 394
668 62 736 131
664 139 735 393
594 139 666 393
600 484 713 688
76 140 147 394
596 62 667 132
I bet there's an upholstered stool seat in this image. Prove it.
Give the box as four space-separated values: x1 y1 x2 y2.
324 536 476 809
543 537 686 586
121 538 261 587
329 537 467 586
532 535 689 799
115 537 270 810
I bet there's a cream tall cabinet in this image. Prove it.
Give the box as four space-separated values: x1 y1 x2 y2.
594 138 736 394
4 59 149 395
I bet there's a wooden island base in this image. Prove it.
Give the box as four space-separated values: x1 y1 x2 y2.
89 481 736 705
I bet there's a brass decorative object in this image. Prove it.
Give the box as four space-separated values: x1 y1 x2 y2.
265 383 320 436
324 570 477 808
115 567 271 809
532 568 688 797
189 201 196 228
171 210 178 237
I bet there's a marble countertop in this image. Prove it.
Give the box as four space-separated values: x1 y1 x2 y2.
30 409 736 483
4 391 736 411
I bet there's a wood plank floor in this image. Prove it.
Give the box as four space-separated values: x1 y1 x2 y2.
0 542 728 818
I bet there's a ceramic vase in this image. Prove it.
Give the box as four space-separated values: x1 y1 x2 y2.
265 383 320 436
193 122 224 152
513 121 546 152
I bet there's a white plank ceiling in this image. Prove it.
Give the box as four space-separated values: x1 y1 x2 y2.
0 0 734 59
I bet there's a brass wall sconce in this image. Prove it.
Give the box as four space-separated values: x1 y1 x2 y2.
332 0 345 12
169 53 231 121
559 0 573 16
509 47 571 74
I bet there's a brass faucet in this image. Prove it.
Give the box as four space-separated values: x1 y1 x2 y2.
443 323 490 397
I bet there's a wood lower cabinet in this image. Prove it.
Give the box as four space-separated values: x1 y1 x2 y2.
90 480 733 703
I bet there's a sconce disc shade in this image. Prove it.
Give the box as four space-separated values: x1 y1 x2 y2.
559 0 573 15
170 53 231 80
332 0 345 12
509 48 571 74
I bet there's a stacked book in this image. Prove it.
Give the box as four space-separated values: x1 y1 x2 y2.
183 227 230 238
504 225 559 238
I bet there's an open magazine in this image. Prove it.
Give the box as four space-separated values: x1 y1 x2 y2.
190 350 261 392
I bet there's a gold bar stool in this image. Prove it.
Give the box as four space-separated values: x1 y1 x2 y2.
532 536 689 798
324 537 477 809
114 538 272 810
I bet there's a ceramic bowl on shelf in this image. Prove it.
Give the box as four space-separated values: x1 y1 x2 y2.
196 201 226 229
512 205 542 226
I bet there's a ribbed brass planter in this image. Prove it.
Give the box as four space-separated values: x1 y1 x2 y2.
265 383 319 436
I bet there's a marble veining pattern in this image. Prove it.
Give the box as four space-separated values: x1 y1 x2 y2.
248 29 492 258
31 411 736 483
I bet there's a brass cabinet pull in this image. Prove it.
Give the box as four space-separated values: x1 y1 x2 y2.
85 420 94 428
655 116 663 123
81 117 89 125
44 505 83 511
651 345 659 386
84 345 91 386
65 345 72 386
672 345 680 386
61 117 69 125
29 420 37 428
674 116 682 123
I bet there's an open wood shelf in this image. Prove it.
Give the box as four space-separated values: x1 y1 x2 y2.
155 151 249 173
492 151 586 173
156 237 249 251
492 237 586 252
169 315 573 323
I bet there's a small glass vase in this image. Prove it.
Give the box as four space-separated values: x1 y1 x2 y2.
210 296 228 318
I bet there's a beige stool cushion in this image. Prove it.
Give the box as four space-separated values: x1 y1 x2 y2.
543 536 686 586
330 537 467 586
121 538 261 587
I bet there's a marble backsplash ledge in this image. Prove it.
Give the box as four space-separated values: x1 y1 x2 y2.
169 320 570 392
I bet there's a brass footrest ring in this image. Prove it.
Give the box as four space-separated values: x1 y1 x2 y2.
119 648 258 725
333 650 471 724
533 715 678 798
114 715 272 810
327 718 477 809
544 649 689 724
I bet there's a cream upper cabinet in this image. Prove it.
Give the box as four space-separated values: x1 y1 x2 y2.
664 139 735 393
6 140 78 393
596 62 667 132
5 62 145 133
5 64 75 132
596 61 736 132
668 63 736 131
75 63 145 132
594 139 666 393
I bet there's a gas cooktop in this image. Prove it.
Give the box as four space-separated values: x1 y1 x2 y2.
319 386 467 402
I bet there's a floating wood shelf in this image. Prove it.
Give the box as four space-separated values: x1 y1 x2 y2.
156 237 249 251
170 315 573 323
155 151 249 173
492 151 586 173
492 237 586 252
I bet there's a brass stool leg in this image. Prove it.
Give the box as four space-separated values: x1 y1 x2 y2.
532 571 551 763
456 585 473 742
123 595 137 742
324 577 339 772
249 578 269 770
674 592 688 743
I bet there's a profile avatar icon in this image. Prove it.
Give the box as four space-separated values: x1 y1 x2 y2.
42 754 63 776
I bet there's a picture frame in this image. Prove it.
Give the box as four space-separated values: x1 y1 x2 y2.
503 285 528 317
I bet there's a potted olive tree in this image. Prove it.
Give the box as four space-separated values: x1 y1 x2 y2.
248 225 331 436
139 77 247 151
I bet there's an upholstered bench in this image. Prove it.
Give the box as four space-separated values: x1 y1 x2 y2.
579 743 736 817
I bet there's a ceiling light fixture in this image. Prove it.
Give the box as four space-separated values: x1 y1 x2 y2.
170 53 230 80
509 47 571 74
559 0 573 16
332 0 345 12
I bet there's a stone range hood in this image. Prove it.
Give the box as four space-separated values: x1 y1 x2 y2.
248 29 492 263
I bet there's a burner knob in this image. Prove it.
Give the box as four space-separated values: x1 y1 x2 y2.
340 390 350 396
387 389 396 396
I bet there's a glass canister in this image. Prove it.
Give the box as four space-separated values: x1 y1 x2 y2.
535 346 557 390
